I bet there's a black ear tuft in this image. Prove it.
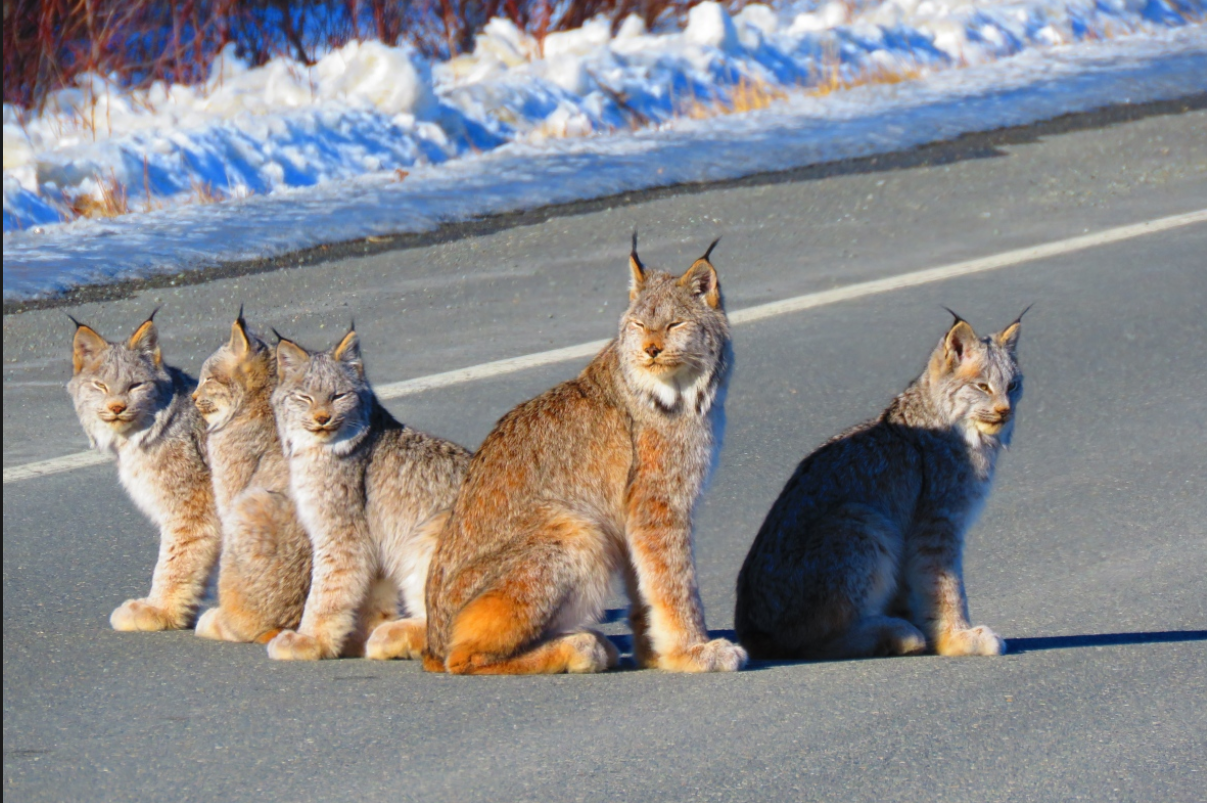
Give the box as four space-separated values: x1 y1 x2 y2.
941 305 966 325
702 237 721 262
1010 303 1034 326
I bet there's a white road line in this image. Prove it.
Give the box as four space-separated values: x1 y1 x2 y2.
4 449 112 483
6 208 1205 485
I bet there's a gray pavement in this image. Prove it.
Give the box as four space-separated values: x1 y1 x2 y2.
3 104 1206 802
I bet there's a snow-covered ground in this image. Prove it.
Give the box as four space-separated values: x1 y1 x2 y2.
4 1 1205 301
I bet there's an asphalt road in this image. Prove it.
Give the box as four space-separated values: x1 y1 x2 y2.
4 102 1206 803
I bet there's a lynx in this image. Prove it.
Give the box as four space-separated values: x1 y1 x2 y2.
735 311 1028 660
423 237 747 675
191 314 313 644
266 328 471 661
67 313 221 631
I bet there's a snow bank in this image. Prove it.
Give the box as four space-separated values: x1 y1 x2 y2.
3 1 1205 299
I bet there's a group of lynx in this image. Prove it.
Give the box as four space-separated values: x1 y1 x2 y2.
67 237 1025 673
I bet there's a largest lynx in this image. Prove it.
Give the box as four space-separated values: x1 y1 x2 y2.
735 311 1026 660
67 314 221 631
423 237 747 675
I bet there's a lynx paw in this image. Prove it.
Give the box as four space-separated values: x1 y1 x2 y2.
110 599 180 631
365 619 426 661
565 631 620 674
658 638 748 673
936 625 1006 657
195 608 234 641
266 630 327 661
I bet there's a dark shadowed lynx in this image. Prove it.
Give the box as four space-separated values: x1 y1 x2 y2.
67 313 221 631
266 328 471 661
423 237 747 675
735 311 1027 660
192 314 312 644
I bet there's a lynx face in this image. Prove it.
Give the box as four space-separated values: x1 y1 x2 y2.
194 317 275 431
273 331 371 453
929 316 1024 444
68 318 172 450
619 242 729 412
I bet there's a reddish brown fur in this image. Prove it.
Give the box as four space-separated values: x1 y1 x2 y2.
424 243 745 674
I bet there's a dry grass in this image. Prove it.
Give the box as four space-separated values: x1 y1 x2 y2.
808 52 924 98
680 76 788 120
68 172 130 219
186 177 224 206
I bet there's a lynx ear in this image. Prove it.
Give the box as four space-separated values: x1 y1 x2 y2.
229 308 253 357
127 311 162 367
679 239 722 309
629 231 646 301
71 319 109 375
332 329 363 375
940 309 978 367
996 304 1031 357
275 337 310 381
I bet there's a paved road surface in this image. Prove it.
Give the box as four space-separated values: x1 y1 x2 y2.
4 102 1205 802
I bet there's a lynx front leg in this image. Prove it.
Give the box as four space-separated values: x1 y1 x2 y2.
626 481 746 673
268 532 375 661
905 522 1004 657
112 510 221 631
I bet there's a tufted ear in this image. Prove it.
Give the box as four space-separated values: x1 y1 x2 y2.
679 238 722 309
996 304 1031 357
127 311 161 367
332 328 363 376
934 308 979 372
275 337 310 382
71 320 109 375
229 308 253 357
629 231 646 301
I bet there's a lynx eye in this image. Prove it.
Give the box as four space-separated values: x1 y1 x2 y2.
93 381 109 393
976 382 992 393
332 392 349 401
128 382 145 391
297 393 314 404
667 320 686 330
629 320 645 331
1007 380 1020 392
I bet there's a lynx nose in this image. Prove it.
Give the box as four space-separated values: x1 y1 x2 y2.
107 401 127 415
313 411 332 425
644 343 662 359
993 404 1012 421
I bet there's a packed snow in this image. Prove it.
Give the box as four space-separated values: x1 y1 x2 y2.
4 1 1206 301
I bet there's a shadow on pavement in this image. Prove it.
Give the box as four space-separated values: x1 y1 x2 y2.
1006 630 1207 654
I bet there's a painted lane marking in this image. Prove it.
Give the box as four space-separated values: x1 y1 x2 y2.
6 207 1205 485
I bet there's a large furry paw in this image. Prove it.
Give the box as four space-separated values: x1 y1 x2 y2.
266 630 327 661
365 619 426 661
935 625 1006 657
565 631 620 674
658 638 748 673
195 608 236 641
110 599 180 631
